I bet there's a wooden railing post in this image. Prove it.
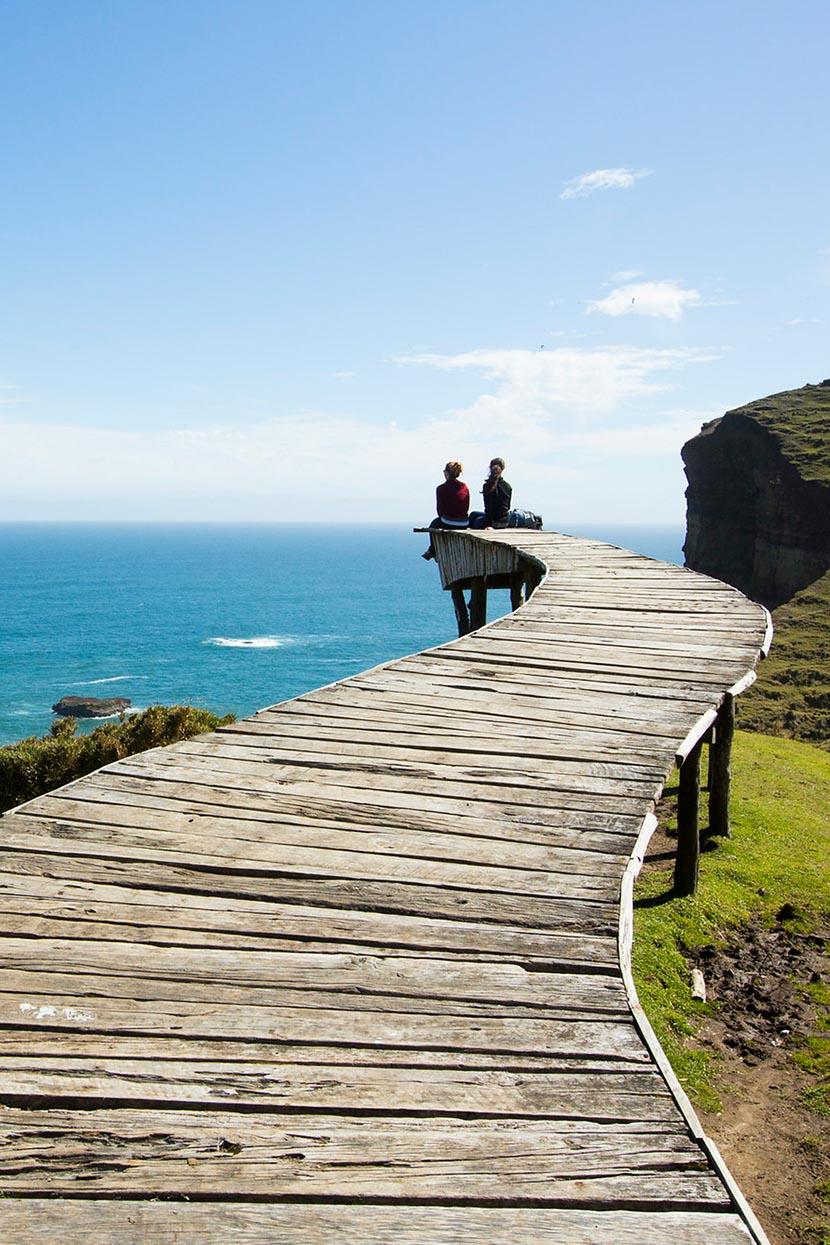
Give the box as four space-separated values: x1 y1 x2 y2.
450 584 470 637
709 693 735 838
469 577 487 630
509 571 525 611
674 737 703 896
525 567 542 598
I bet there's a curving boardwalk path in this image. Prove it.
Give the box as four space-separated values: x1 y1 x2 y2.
0 531 771 1243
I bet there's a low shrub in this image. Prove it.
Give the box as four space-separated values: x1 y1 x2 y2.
0 704 235 814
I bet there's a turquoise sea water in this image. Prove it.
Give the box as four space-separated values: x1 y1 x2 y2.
0 523 683 746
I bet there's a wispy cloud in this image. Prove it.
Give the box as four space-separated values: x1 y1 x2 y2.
560 167 651 200
612 269 643 282
1 345 717 522
587 279 702 321
400 344 716 422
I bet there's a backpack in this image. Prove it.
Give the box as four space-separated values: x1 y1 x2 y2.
506 509 543 529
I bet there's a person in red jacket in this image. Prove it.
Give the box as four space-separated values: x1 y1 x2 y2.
434 460 470 527
422 461 470 559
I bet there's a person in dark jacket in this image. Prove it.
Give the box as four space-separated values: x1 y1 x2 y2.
469 457 512 528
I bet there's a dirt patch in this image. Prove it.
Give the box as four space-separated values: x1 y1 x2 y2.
700 1038 829 1244
681 910 829 1244
695 916 828 1063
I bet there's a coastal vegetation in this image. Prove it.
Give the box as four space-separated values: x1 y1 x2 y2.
0 704 235 814
729 379 830 486
740 570 830 748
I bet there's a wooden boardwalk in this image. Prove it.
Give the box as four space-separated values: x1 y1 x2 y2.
0 531 771 1243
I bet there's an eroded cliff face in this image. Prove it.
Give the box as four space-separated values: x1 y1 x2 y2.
682 381 830 610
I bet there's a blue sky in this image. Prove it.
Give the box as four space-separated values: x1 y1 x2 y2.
2 0 828 523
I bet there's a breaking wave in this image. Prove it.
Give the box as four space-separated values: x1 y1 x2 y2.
203 635 307 650
77 675 144 685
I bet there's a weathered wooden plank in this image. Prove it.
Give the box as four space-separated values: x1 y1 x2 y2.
0 1062 670 1117
450 635 751 676
0 1111 726 1202
103 756 653 823
249 703 678 760
0 873 618 966
71 771 643 848
213 729 666 783
504 621 762 653
263 688 685 732
1 814 619 902
150 737 663 801
5 972 629 1025
221 716 668 768
395 646 741 687
0 938 628 1011
382 656 721 707
117 748 657 814
0 1203 754 1242
0 849 620 933
0 990 646 1057
0 1031 641 1069
303 684 697 738
24 795 633 878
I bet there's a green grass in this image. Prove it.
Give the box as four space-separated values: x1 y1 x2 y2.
633 730 830 1113
740 570 830 749
795 977 830 1117
728 379 830 487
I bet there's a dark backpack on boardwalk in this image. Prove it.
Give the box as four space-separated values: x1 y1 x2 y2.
506 509 543 529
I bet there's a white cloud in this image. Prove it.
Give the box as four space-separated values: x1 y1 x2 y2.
612 269 644 282
560 167 651 200
1 345 717 523
587 279 702 321
400 344 715 419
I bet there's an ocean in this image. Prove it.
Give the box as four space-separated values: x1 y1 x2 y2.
0 523 684 747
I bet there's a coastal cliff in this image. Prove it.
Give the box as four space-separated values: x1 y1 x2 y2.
682 379 830 610
682 380 830 747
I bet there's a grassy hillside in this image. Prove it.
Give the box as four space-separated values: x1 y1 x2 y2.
739 570 830 749
726 379 830 486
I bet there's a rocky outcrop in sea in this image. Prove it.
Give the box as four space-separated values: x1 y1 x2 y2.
52 696 132 718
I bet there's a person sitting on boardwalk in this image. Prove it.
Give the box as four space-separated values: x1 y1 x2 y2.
469 457 512 529
433 460 470 530
422 461 470 559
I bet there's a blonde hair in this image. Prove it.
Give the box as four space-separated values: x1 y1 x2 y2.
445 461 463 478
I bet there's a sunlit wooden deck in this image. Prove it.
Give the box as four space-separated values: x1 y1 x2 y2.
0 530 771 1242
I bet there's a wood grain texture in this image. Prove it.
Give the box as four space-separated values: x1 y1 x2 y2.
0 1203 756 1243
0 529 771 1243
